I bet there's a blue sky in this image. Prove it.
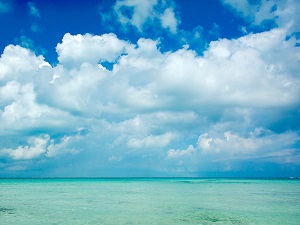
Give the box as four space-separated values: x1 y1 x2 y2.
0 0 299 177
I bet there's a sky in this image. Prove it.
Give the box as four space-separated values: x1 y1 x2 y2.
0 0 299 178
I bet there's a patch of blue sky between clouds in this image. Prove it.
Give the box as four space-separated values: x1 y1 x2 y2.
0 0 299 177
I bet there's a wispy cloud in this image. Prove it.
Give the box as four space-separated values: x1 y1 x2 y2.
222 0 300 33
101 0 179 33
0 0 12 14
27 2 40 18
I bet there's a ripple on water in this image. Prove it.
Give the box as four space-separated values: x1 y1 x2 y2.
179 211 249 224
0 207 15 214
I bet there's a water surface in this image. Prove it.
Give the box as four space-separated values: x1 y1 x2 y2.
1 178 299 224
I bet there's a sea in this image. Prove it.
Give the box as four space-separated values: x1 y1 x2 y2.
0 178 299 224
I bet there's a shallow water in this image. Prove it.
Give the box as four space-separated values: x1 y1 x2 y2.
0 178 299 224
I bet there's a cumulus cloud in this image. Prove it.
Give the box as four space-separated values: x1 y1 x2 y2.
197 128 299 155
0 133 80 160
167 145 195 159
1 82 43 120
1 27 299 149
56 33 132 68
0 0 299 176
0 135 49 160
0 45 50 82
0 80 73 136
165 128 300 168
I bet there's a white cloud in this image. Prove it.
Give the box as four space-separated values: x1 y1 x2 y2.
112 0 179 33
1 82 43 120
199 28 299 108
165 127 299 167
0 79 73 136
0 45 49 82
56 33 132 68
46 135 79 157
0 135 49 160
160 7 178 33
198 133 212 150
0 6 299 176
114 0 158 32
0 81 20 104
0 133 81 160
167 145 195 158
222 0 300 33
222 0 257 20
50 28 299 119
110 111 197 140
197 128 299 155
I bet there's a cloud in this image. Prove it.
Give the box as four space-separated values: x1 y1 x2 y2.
127 132 176 148
103 0 179 33
0 80 73 136
0 0 12 13
160 7 178 33
167 145 195 159
46 136 72 157
0 45 50 82
1 82 43 120
30 23 42 32
14 35 47 55
114 0 158 32
26 2 42 33
208 23 221 38
0 135 50 160
0 133 81 160
56 33 132 68
165 128 300 170
0 1 299 176
109 155 123 162
2 28 299 128
1 27 299 140
197 128 299 155
27 2 40 18
222 0 300 33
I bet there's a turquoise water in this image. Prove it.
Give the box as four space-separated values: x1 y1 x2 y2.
0 178 299 224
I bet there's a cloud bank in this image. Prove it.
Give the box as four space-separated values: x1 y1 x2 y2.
0 0 299 177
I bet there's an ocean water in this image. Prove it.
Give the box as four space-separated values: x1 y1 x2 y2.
0 178 299 225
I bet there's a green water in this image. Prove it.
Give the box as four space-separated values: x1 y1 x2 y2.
0 178 299 224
